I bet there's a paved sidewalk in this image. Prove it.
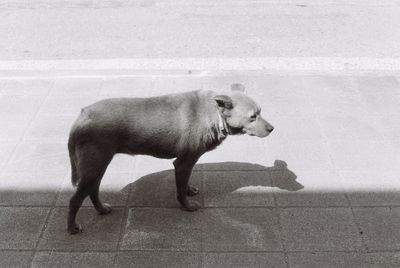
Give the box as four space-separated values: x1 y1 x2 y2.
1 73 400 267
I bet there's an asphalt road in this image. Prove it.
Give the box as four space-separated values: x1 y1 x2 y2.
1 0 400 61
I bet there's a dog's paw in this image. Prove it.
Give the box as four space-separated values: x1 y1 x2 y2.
68 223 83 235
182 200 201 212
98 203 112 215
187 185 199 196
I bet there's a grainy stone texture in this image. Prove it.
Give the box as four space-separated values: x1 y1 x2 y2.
114 252 202 268
203 171 275 207
280 208 363 251
121 208 203 251
0 207 49 249
0 251 33 268
201 208 282 252
31 252 115 268
353 207 400 251
38 208 124 251
203 252 287 268
289 252 400 268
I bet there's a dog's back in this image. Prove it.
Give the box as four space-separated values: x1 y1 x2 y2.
69 90 221 159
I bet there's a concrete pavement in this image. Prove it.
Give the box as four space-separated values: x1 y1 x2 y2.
1 0 400 61
1 73 400 267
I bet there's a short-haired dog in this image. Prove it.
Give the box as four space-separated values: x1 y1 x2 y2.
67 83 274 234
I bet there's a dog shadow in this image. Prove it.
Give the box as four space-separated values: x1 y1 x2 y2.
123 160 303 208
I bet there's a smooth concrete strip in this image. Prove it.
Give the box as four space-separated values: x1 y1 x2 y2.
1 58 400 71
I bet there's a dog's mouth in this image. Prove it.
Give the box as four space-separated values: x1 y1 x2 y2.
245 129 256 136
228 126 246 135
244 128 271 137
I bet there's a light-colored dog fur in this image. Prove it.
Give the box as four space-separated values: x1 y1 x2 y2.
67 84 274 234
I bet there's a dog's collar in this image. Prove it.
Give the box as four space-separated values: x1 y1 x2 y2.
217 111 228 136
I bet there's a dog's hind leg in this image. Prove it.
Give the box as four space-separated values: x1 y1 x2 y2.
68 144 114 234
90 180 112 215
173 156 201 211
187 185 199 196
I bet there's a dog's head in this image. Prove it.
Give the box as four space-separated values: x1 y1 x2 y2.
214 83 274 137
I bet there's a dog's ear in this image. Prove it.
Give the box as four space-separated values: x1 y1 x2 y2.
274 160 288 169
214 95 233 110
230 83 246 92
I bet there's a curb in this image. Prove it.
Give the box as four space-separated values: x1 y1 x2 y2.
1 58 400 78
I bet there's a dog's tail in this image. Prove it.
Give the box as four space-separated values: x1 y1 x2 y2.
68 133 79 187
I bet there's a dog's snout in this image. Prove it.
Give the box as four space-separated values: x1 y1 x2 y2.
268 126 274 132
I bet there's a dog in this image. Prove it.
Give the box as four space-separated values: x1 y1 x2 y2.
67 83 274 234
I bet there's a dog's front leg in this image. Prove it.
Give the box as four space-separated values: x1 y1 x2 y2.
173 156 200 211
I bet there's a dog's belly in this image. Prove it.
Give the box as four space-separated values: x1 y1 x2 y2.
118 138 178 159
120 147 176 159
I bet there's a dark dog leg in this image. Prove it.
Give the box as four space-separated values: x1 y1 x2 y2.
68 144 113 234
68 185 90 234
173 156 200 211
187 185 199 196
90 180 112 215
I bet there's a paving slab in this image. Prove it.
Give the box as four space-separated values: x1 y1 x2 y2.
341 171 400 206
265 139 334 172
203 252 286 268
0 171 65 206
0 250 33 268
38 208 124 251
0 95 44 121
4 142 69 174
279 208 363 252
327 140 399 172
0 79 53 96
0 207 49 249
0 118 30 142
305 76 369 117
31 252 115 268
377 114 400 141
237 75 306 99
357 76 400 115
316 114 385 141
114 252 202 268
226 75 313 118
151 76 205 95
99 77 153 98
256 89 313 118
23 115 75 142
202 208 282 252
121 208 202 251
288 252 400 268
38 95 98 116
49 78 102 97
273 169 348 207
0 142 16 169
359 91 400 116
272 115 324 142
353 207 400 251
128 169 203 208
203 171 274 207
356 76 400 96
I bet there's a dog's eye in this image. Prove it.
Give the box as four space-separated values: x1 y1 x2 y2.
250 114 257 121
